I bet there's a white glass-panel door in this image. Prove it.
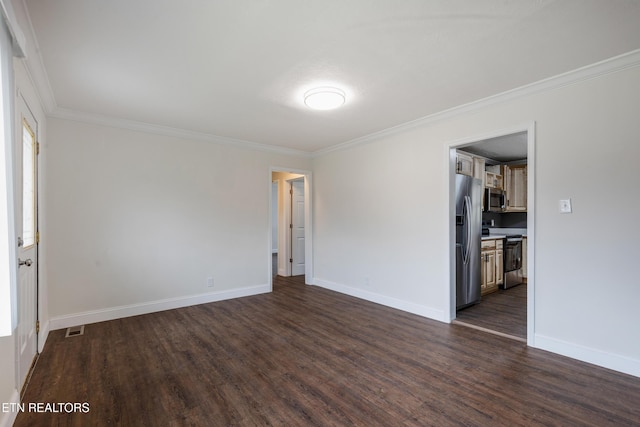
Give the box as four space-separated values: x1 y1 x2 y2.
17 99 38 393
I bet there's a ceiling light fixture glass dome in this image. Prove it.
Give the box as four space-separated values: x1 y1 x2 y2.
304 87 346 110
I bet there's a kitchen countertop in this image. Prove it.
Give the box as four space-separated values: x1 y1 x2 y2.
482 227 527 240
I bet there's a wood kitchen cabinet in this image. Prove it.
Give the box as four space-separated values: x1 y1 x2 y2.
482 250 496 292
456 151 474 176
484 165 503 189
503 164 527 212
496 246 504 286
485 171 503 189
481 238 503 295
474 156 486 210
473 157 485 182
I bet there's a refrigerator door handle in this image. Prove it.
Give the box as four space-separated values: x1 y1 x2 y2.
463 195 472 264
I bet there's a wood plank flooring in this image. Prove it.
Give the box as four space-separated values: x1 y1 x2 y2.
455 284 527 340
16 276 640 426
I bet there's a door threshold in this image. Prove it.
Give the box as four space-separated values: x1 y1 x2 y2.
452 320 526 343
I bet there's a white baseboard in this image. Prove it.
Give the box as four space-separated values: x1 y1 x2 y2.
312 278 446 322
535 334 640 378
0 389 19 427
48 284 270 331
37 319 50 353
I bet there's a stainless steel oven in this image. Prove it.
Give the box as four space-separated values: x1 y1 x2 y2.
503 235 523 289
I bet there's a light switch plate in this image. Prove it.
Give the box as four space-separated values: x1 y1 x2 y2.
559 199 572 213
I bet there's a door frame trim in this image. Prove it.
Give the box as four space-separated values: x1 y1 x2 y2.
269 167 313 287
446 122 536 347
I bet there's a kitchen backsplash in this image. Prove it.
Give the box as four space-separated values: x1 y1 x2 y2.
482 212 527 228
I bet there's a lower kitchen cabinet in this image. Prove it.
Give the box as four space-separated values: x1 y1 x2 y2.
482 250 496 292
481 238 503 295
496 248 504 286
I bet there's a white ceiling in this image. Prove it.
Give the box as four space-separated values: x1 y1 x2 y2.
22 0 640 153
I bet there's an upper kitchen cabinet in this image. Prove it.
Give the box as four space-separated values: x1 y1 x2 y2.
484 165 503 189
456 151 474 176
456 151 485 189
473 157 485 182
503 164 527 212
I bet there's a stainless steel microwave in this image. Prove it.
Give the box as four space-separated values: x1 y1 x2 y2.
484 187 505 212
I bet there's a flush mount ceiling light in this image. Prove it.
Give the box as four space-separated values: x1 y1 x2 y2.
303 87 346 110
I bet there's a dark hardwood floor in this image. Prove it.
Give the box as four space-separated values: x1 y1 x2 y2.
455 284 527 340
16 276 640 426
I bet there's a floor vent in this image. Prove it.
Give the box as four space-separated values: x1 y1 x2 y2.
65 325 85 338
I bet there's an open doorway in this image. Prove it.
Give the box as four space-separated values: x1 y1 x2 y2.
270 169 313 287
271 181 278 277
448 124 535 345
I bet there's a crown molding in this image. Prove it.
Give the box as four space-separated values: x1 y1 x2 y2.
18 0 56 112
49 107 313 158
19 0 311 159
313 48 640 157
19 0 640 161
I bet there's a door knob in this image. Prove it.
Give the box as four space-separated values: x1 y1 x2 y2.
18 258 33 267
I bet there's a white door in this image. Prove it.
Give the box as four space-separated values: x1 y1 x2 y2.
290 179 305 276
16 96 38 391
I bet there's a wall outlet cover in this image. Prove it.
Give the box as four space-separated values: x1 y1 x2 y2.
559 199 572 213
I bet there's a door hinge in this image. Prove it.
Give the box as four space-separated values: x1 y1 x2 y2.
36 231 40 244
290 189 293 195
289 223 293 229
289 258 293 263
36 320 40 334
36 142 40 155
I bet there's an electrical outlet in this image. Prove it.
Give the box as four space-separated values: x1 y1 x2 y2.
206 277 214 287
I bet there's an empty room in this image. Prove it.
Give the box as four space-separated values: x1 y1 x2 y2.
1 1 640 426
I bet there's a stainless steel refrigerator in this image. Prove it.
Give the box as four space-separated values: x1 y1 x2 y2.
455 174 482 310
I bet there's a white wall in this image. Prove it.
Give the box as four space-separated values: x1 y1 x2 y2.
0 336 16 427
312 64 640 376
45 118 310 325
